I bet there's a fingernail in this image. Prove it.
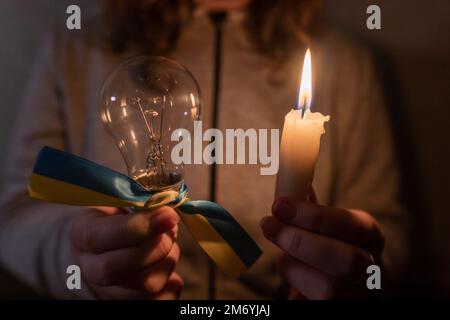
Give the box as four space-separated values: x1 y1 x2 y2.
260 216 279 237
151 211 177 233
273 199 296 221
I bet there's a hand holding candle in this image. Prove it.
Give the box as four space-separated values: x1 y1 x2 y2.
262 49 385 300
275 49 329 201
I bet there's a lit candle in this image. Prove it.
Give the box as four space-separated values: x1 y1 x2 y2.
275 49 330 200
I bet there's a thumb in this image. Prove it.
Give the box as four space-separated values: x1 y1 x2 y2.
307 186 318 203
149 206 180 236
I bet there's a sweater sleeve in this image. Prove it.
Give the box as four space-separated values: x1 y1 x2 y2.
0 36 94 299
332 50 411 280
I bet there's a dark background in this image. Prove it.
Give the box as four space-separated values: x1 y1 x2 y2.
0 0 449 298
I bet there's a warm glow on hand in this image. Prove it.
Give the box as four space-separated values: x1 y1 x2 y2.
194 0 250 12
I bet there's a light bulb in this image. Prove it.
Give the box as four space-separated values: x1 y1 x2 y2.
100 56 201 192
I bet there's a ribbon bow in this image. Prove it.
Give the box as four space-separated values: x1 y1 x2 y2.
28 147 262 278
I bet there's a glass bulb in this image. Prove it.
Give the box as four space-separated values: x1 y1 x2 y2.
100 56 201 192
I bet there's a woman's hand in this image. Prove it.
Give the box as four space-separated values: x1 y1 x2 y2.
194 0 250 12
261 197 384 300
70 206 183 299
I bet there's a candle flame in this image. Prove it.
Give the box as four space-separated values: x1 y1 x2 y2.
297 48 312 116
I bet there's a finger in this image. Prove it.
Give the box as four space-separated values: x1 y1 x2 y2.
115 242 180 291
288 287 307 300
272 198 384 257
92 285 151 300
261 216 373 283
278 253 367 300
115 242 181 291
79 233 174 286
166 224 179 241
141 243 180 294
71 206 179 253
151 272 184 300
307 186 318 203
194 0 249 11
89 206 130 216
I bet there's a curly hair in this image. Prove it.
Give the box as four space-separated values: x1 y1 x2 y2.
101 0 322 60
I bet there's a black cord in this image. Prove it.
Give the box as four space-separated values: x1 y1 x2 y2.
208 11 227 301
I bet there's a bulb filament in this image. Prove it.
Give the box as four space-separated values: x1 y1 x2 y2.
135 96 168 188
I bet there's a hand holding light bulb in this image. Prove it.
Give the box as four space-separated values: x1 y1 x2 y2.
70 206 183 299
68 57 202 299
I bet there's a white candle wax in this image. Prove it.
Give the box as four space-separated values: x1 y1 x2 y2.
275 109 329 200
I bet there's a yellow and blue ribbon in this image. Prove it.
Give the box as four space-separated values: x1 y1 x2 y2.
28 146 261 278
